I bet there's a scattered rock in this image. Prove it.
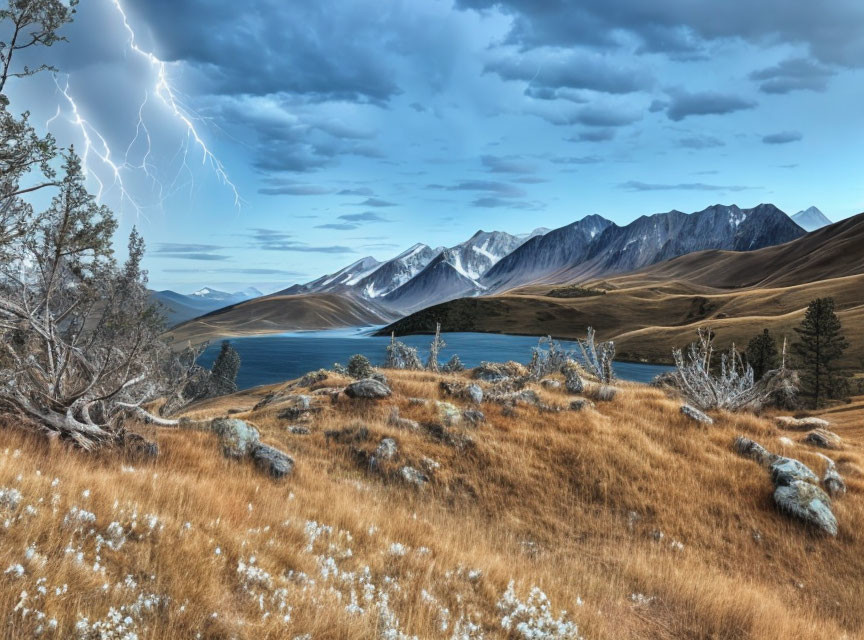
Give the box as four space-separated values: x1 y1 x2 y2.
227 409 244 415
400 466 428 487
734 436 778 467
569 399 595 412
277 400 321 421
435 401 462 426
778 436 795 447
680 404 713 425
564 372 584 394
774 481 837 536
537 403 564 413
344 378 392 399
422 422 473 449
371 372 390 386
817 454 847 496
250 443 295 479
465 384 484 404
776 416 830 431
473 361 528 383
408 397 427 406
802 428 842 450
462 409 486 425
771 457 819 486
388 407 419 431
375 437 398 461
121 433 159 460
420 457 440 472
541 379 561 390
211 418 260 459
288 426 310 435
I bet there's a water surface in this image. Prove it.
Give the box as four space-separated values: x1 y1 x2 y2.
197 329 673 390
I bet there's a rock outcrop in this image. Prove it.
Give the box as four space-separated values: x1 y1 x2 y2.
680 404 714 425
344 378 392 399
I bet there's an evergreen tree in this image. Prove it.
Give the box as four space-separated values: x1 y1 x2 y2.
792 298 850 407
745 329 779 380
347 353 373 379
210 341 241 396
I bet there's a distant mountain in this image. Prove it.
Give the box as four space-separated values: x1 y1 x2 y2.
791 206 832 232
481 204 804 292
352 244 444 299
152 287 263 326
279 257 383 296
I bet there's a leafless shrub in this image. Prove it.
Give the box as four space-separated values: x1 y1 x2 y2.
527 336 577 380
577 327 615 383
426 323 445 372
670 328 797 412
384 333 422 370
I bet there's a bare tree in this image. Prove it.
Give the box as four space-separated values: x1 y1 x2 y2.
384 332 422 370
426 322 445 372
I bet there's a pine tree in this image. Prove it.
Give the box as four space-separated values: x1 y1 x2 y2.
210 341 241 396
793 298 850 408
745 329 779 380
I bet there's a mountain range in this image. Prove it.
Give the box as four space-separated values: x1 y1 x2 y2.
285 204 806 313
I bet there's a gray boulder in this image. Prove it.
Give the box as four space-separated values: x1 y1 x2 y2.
734 436 778 467
680 404 714 425
465 384 484 404
776 416 830 431
817 454 847 496
211 418 260 458
400 466 428 487
462 409 486 425
344 378 392 399
288 426 310 435
541 379 561 390
802 428 842 450
250 443 295 479
388 407 420 431
771 457 819 486
774 481 837 536
592 385 618 402
375 437 398 461
564 372 584 394
435 401 462 426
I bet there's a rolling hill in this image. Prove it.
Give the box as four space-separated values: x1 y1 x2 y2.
167 292 396 344
379 212 864 366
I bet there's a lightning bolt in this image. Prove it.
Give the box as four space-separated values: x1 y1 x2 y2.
46 0 241 214
110 0 241 207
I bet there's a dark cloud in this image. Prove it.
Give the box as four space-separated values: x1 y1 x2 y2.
665 90 757 121
338 212 391 222
357 197 397 207
455 0 864 67
257 184 335 196
246 228 354 253
409 102 428 112
749 58 835 94
472 197 540 209
151 243 229 261
316 223 359 230
762 131 803 144
338 187 375 196
485 48 650 94
678 135 725 149
164 268 305 276
481 154 537 174
619 180 755 192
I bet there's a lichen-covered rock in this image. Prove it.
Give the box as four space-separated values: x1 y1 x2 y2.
298 369 328 387
569 399 595 412
592 385 618 402
400 466 428 487
462 409 485 425
465 384 484 404
473 361 528 383
540 379 561 390
344 378 392 399
375 437 398 461
288 426 310 435
435 401 462 426
774 481 837 536
802 428 842 450
250 443 295 478
770 457 819 486
680 404 713 425
776 416 830 431
211 418 260 459
733 436 778 467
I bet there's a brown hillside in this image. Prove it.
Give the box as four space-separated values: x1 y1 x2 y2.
1 369 862 638
168 292 395 344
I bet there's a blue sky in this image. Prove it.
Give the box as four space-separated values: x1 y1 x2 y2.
8 0 864 293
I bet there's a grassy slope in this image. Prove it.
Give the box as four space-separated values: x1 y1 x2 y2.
1 370 862 639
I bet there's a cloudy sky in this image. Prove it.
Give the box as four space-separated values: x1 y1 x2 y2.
8 0 864 293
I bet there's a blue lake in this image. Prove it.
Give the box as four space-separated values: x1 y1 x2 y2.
197 328 673 390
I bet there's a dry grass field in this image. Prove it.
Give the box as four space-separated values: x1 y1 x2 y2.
1 368 862 639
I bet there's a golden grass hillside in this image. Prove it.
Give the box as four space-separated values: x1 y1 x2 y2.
1 369 862 639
